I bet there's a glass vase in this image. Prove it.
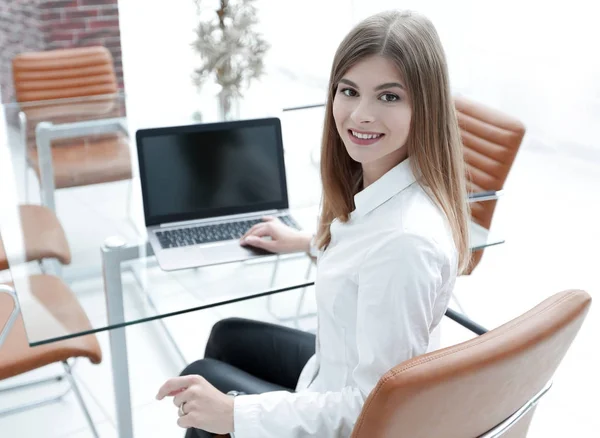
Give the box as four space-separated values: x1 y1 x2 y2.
217 87 241 121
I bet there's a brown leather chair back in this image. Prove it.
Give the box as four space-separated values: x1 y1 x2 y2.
12 46 117 103
455 95 526 273
11 47 129 190
351 290 591 438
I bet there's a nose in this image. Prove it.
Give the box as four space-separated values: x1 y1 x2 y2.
350 99 376 124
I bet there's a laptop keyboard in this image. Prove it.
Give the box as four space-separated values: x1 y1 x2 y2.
155 215 300 249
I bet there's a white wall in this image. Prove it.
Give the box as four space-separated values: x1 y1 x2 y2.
117 0 200 126
117 0 352 125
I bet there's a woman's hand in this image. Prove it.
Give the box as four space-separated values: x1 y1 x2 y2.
156 375 234 434
240 216 312 254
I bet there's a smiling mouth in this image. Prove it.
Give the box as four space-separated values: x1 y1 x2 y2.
349 129 384 139
348 129 384 145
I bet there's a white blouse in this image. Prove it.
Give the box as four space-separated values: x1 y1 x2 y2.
234 158 458 437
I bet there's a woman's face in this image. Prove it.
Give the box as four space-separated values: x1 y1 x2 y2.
332 55 412 180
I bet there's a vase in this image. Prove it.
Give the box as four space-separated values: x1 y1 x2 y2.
217 87 241 121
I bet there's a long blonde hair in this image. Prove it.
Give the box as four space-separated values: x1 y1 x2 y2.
316 10 471 274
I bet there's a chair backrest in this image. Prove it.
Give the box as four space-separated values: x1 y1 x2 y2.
11 47 124 173
454 95 526 273
12 46 118 103
351 289 591 438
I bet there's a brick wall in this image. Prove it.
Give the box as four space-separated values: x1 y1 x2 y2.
0 0 124 103
0 1 46 103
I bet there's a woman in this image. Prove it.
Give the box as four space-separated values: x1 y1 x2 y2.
157 9 470 437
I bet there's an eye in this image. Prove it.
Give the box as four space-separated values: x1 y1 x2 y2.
339 87 358 97
380 93 400 102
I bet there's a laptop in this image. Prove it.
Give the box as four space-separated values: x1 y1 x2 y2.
136 117 300 271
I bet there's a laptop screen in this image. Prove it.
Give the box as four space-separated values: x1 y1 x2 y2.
137 118 289 226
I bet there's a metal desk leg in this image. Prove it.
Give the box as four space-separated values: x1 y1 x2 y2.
102 237 134 438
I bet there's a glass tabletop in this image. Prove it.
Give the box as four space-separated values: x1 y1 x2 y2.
0 93 504 347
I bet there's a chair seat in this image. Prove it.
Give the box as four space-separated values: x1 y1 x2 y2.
0 205 71 271
28 133 132 189
0 274 102 381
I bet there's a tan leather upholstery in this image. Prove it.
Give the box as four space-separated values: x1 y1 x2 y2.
351 289 591 438
0 205 71 271
12 46 117 102
20 98 119 122
0 275 102 381
455 95 526 274
12 46 132 189
27 133 131 189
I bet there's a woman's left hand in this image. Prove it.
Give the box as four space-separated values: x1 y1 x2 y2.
156 374 235 434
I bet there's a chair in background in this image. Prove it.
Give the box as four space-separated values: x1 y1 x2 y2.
11 46 131 211
350 289 591 438
454 95 526 275
0 204 102 437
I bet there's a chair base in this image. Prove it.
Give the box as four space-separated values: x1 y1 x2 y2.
0 361 99 438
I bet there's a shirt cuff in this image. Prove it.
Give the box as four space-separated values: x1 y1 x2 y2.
233 394 263 438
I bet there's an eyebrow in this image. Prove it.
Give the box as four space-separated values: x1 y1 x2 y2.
339 78 405 91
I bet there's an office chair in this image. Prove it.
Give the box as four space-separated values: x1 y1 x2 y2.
455 95 526 274
0 205 102 437
350 289 591 437
214 289 591 438
11 46 131 210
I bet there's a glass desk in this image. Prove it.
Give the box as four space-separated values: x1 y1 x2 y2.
0 94 504 437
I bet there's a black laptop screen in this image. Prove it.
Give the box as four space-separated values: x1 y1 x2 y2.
137 119 288 226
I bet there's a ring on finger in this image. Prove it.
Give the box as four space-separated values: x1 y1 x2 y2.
178 401 186 417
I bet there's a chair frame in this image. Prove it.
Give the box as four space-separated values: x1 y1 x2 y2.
16 97 135 284
0 284 99 438
478 381 552 438
21 103 129 213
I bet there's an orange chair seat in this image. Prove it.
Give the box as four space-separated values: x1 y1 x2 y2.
27 133 132 189
0 205 71 271
0 274 102 381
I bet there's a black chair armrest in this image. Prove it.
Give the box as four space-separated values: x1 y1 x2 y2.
444 307 488 335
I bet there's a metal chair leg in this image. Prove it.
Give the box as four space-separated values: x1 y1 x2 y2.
0 358 81 417
0 374 65 393
18 111 29 204
62 361 99 438
0 357 78 394
0 383 72 417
